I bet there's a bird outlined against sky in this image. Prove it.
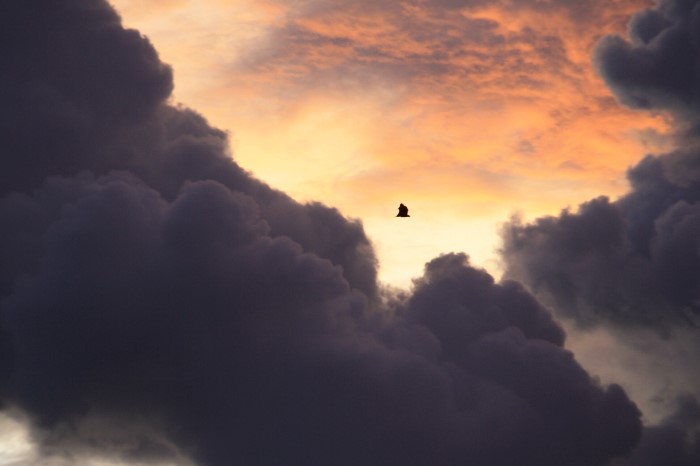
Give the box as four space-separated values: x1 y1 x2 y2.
396 203 410 217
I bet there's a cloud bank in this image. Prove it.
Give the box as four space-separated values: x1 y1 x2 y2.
0 0 647 465
503 0 700 463
504 0 700 331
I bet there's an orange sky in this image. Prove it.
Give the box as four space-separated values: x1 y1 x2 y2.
110 0 670 287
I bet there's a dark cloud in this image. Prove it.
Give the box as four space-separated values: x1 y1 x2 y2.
503 0 700 329
3 213 642 465
502 0 700 462
501 146 700 329
596 0 700 130
617 395 700 466
0 0 378 300
0 0 645 465
501 196 664 328
0 0 173 195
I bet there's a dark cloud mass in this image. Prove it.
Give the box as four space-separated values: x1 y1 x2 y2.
596 0 700 128
503 0 700 463
0 1 645 465
618 395 700 466
504 0 700 329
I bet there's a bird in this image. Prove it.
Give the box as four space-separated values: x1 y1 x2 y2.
396 203 410 217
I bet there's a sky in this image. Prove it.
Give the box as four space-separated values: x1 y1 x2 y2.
109 0 671 287
2 0 700 465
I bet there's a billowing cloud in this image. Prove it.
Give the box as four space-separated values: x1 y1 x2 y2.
502 0 700 459
619 395 700 465
596 0 700 130
0 1 644 465
504 0 700 329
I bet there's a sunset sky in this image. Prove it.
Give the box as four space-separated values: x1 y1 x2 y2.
110 0 671 287
5 1 700 465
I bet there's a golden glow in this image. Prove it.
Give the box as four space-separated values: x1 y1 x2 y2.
111 0 668 288
0 412 33 464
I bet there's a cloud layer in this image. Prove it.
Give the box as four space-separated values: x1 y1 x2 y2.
0 1 647 465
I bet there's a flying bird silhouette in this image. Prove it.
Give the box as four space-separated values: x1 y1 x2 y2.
396 203 410 217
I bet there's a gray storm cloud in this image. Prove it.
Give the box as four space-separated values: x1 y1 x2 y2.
504 0 700 332
0 1 649 465
502 0 700 463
